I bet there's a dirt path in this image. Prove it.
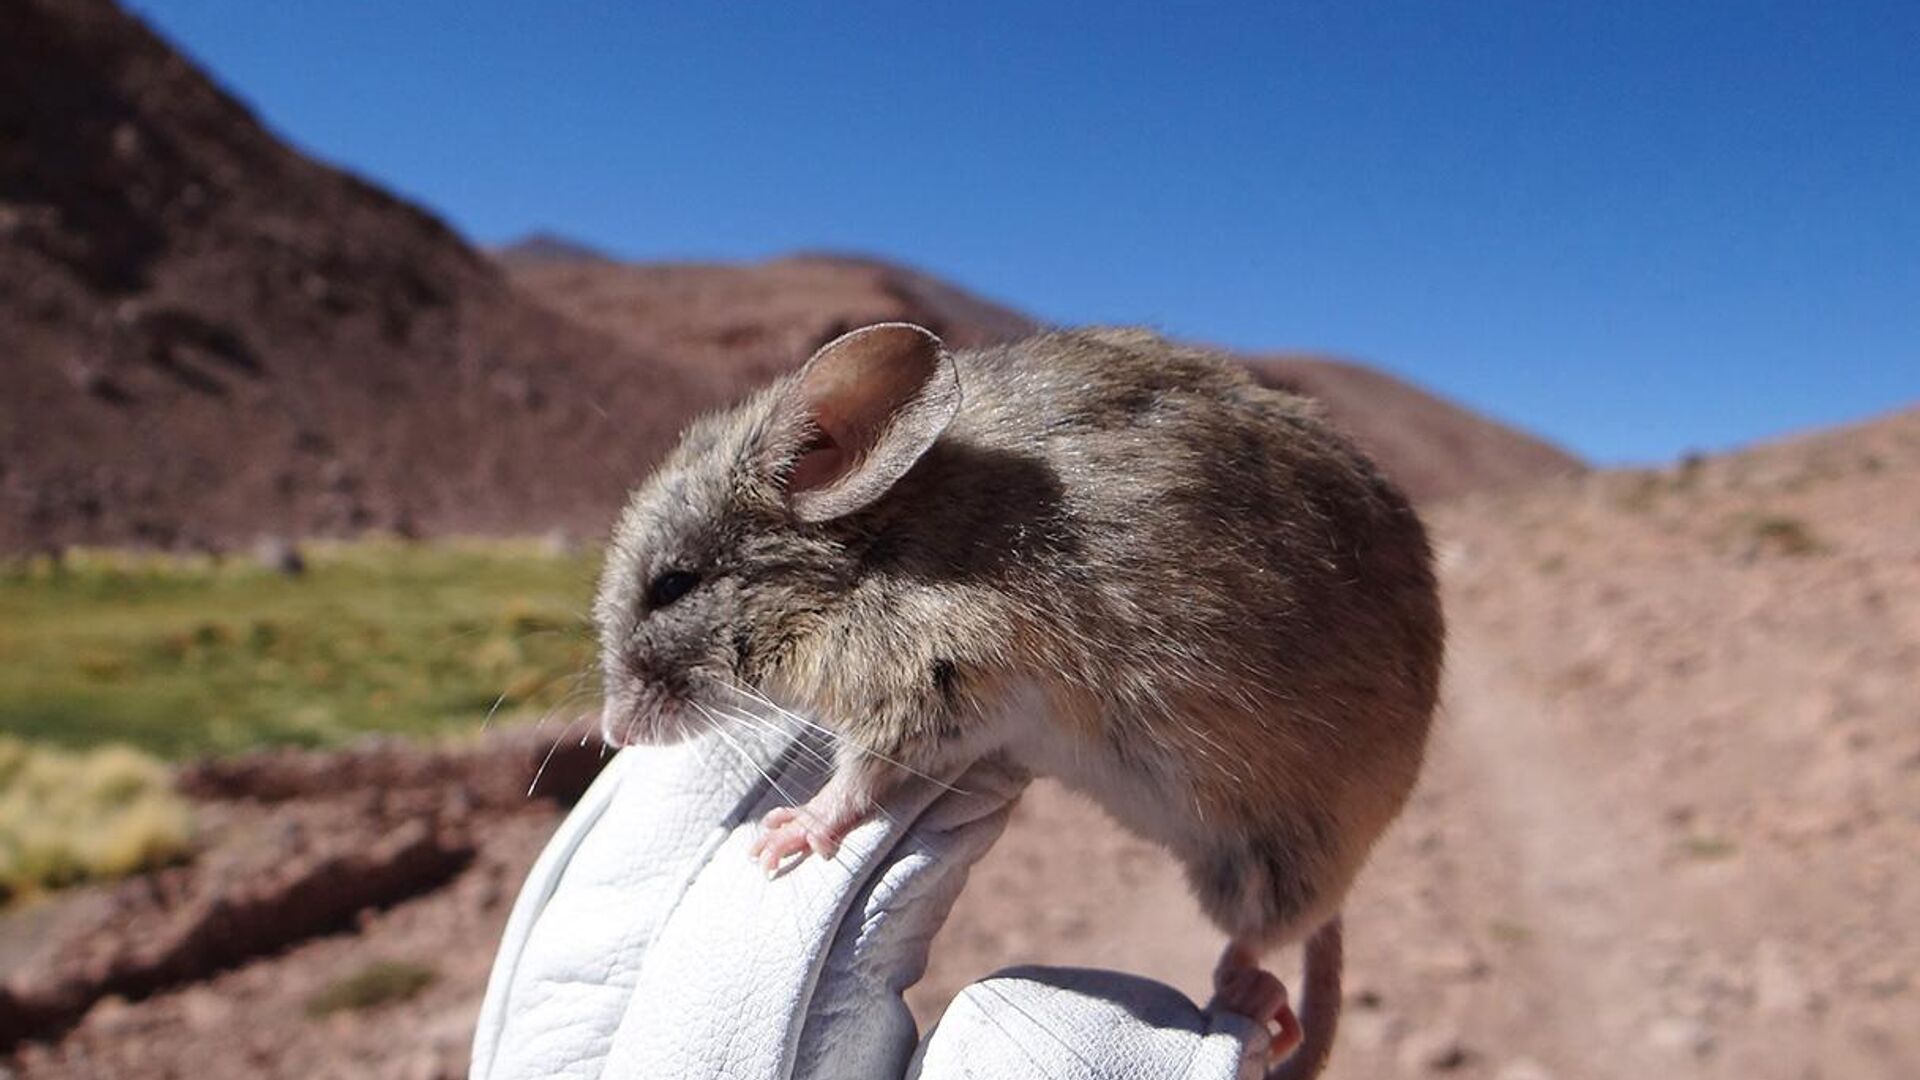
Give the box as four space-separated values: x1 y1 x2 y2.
1375 419 1920 1080
1376 621 1679 1080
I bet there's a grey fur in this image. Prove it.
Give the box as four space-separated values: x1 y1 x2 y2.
596 325 1443 955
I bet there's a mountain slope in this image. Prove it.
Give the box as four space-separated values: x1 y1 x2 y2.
0 0 1576 557
503 251 1040 392
0 0 711 552
1242 355 1581 502
508 252 1582 503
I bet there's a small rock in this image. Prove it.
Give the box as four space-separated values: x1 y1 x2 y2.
1347 980 1386 1010
1753 940 1816 1015
1398 1026 1474 1072
1647 1016 1715 1058
84 994 139 1035
180 986 235 1031
253 534 306 575
1416 942 1490 982
1859 961 1910 999
1342 1007 1401 1051
1495 1060 1554 1080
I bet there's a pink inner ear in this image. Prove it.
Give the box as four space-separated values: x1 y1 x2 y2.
778 323 954 517
788 426 847 493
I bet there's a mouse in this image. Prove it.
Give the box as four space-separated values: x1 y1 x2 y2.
594 322 1443 1079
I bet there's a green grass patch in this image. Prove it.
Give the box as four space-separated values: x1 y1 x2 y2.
0 540 601 759
1743 513 1825 557
1488 918 1534 946
1678 834 1738 861
0 737 194 901
305 959 438 1017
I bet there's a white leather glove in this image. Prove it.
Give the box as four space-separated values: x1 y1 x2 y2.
469 730 1266 1080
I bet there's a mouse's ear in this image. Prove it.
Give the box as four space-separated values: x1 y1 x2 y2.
775 322 960 523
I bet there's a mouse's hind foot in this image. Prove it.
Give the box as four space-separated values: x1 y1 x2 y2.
1208 941 1303 1062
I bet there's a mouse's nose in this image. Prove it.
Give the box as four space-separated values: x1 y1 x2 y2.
600 676 695 747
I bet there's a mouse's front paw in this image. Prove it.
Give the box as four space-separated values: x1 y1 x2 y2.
747 806 842 876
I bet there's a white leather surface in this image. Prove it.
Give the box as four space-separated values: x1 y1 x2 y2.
470 730 1262 1080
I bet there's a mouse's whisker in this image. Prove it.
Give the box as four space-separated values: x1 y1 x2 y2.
694 703 865 881
621 700 642 748
692 701 811 809
718 679 971 797
484 663 594 733
687 721 765 801
702 704 914 857
527 709 591 798
714 706 911 832
480 690 510 732
717 681 848 745
722 709 836 775
686 709 773 794
520 683 599 742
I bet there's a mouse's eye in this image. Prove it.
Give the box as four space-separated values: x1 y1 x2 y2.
647 569 701 610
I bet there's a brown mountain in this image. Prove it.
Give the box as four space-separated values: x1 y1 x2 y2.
507 252 1582 503
1240 355 1581 502
0 0 711 552
503 250 1042 393
1 0 1575 555
491 233 616 269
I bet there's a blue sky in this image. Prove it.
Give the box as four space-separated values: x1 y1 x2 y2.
129 1 1917 464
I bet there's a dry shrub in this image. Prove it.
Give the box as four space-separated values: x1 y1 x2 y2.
0 738 194 901
305 960 438 1017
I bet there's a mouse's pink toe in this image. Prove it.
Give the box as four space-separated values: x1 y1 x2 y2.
1209 966 1287 1023
1208 948 1302 1061
748 806 842 876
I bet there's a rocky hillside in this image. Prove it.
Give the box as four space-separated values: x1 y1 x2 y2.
507 250 1581 504
502 249 1041 390
1 0 1577 556
0 0 712 553
1242 355 1582 503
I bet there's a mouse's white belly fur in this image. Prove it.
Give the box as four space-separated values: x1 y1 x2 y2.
985 680 1206 854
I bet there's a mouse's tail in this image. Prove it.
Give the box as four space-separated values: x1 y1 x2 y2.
1270 915 1343 1080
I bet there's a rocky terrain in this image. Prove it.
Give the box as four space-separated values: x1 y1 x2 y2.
0 0 723 553
0 1 1042 556
0 727 605 1078
5 405 1913 1079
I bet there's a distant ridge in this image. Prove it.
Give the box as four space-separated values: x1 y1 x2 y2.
491 232 614 267
504 246 1583 502
1241 354 1583 502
